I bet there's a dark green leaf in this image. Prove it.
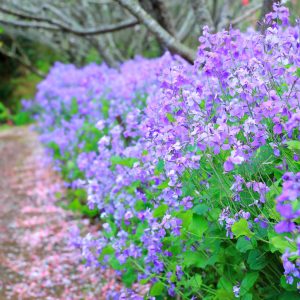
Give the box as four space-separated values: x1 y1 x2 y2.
183 251 207 268
242 293 253 300
240 272 259 296
188 214 208 238
279 291 300 300
187 274 202 289
150 282 165 296
122 267 137 287
236 237 254 253
247 250 268 270
193 204 209 215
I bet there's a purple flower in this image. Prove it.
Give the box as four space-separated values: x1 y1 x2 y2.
275 173 300 234
224 159 234 172
176 265 184 280
233 284 240 298
282 250 300 286
275 220 296 233
181 196 193 210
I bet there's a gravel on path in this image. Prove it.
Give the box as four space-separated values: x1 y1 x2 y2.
0 126 120 300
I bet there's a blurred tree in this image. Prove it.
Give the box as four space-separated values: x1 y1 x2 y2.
0 0 266 66
2 0 299 114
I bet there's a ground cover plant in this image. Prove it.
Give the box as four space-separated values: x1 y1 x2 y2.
25 4 300 299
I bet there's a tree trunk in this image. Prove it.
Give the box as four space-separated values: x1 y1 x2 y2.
116 0 195 63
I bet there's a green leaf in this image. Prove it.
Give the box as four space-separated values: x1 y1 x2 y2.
153 204 168 218
240 272 259 296
279 291 300 300
269 236 297 253
66 160 76 171
156 179 170 189
187 274 202 289
109 256 124 270
183 251 207 268
280 275 299 292
238 145 275 177
177 210 193 229
242 293 253 300
150 282 165 296
182 180 196 197
296 67 300 78
232 219 253 238
139 277 152 285
101 246 114 256
236 237 254 253
286 140 300 152
169 239 182 255
98 246 115 262
154 159 165 175
166 112 176 123
193 204 209 215
216 289 235 300
276 83 288 96
188 214 208 238
199 99 205 109
101 98 110 119
247 250 268 270
122 267 137 287
207 207 221 221
110 156 139 168
134 223 147 239
70 98 79 115
126 180 141 194
218 277 233 293
134 200 145 212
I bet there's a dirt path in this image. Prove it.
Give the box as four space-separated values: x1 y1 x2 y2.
0 126 117 300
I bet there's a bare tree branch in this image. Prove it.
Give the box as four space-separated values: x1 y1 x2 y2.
0 18 59 30
0 0 267 68
116 0 195 63
0 6 139 36
191 0 215 33
0 5 62 23
217 0 232 31
29 3 75 26
79 0 119 67
101 2 125 61
231 3 263 26
177 9 195 42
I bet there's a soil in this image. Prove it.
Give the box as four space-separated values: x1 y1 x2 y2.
0 126 119 300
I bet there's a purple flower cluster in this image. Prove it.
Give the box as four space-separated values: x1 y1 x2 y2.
26 4 300 297
23 55 174 178
275 172 300 234
282 247 300 288
275 172 300 287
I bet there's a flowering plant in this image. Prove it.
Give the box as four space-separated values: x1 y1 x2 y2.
26 4 300 299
